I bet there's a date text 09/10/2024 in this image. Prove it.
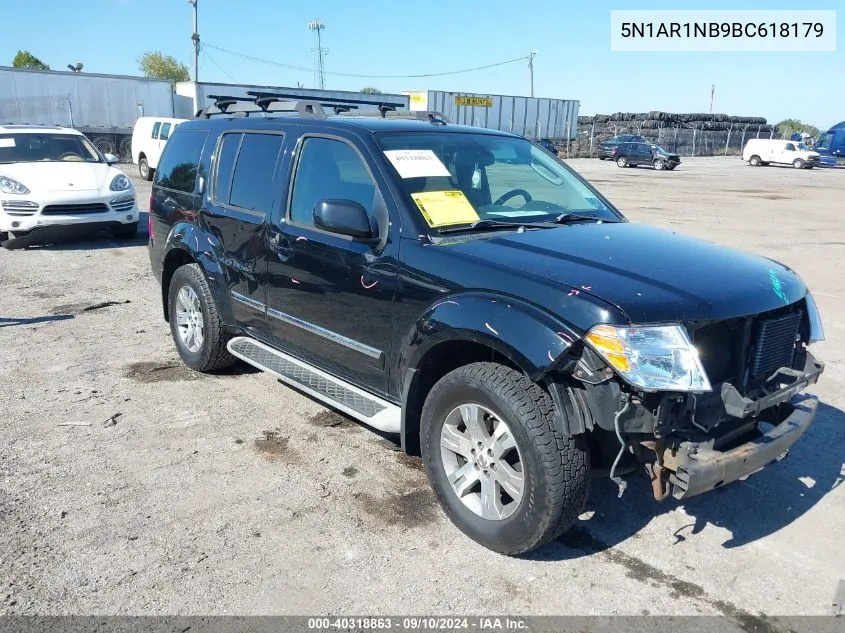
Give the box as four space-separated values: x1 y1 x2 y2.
307 617 528 630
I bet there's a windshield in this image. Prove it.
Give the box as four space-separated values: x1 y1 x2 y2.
376 131 622 231
0 133 101 164
796 142 810 151
816 132 833 151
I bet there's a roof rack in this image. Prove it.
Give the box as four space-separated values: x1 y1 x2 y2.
337 110 450 125
196 94 329 119
194 92 450 125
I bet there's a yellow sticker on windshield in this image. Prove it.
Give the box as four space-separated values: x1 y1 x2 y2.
410 190 480 228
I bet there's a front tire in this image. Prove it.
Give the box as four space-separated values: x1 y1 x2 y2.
139 157 152 181
793 158 805 169
167 264 237 372
749 155 761 166
653 159 665 170
420 362 590 555
616 156 628 168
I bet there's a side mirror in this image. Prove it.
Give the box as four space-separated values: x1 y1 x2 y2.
104 153 120 165
313 199 377 242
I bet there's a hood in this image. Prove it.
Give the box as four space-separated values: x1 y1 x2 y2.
0 162 116 193
440 222 807 324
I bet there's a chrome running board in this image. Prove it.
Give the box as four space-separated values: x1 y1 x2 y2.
227 336 401 434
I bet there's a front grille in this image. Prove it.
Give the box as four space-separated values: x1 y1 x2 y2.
41 203 108 215
693 322 736 384
748 311 801 380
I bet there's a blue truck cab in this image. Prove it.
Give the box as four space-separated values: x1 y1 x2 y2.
816 121 845 167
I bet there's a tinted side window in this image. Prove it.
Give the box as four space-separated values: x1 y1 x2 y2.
151 122 161 139
290 137 377 226
154 129 208 193
159 123 172 141
212 132 242 206
228 132 284 213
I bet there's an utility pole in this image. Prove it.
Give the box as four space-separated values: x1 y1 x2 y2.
709 84 715 114
528 50 537 98
308 19 327 90
189 0 199 83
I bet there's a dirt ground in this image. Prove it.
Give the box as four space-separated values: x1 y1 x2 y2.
1 157 843 620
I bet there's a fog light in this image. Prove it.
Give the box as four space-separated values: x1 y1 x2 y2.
126 214 133 220
11 221 19 227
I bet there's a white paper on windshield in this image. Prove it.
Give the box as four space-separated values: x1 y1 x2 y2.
384 149 450 179
0 138 16 148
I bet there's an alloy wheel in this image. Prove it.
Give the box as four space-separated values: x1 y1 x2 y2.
440 403 525 520
175 285 205 353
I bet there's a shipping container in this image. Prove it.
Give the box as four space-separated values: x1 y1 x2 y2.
175 81 410 118
405 90 580 140
0 67 174 133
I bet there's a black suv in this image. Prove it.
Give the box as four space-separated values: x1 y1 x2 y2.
597 134 646 160
147 96 825 556
612 142 681 171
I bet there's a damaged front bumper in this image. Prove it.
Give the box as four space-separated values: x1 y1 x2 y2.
662 352 824 500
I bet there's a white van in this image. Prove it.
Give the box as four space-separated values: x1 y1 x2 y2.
742 138 820 169
131 117 189 180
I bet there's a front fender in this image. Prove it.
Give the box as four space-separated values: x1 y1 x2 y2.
163 221 236 327
397 292 582 383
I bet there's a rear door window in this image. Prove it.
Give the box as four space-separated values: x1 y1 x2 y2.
227 132 284 214
154 129 209 193
212 132 242 206
151 122 161 139
159 123 172 141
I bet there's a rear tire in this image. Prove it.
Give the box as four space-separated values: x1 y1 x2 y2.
167 263 237 372
749 155 761 166
420 362 590 556
616 156 628 168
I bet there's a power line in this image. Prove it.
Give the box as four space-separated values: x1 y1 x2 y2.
203 49 237 83
202 42 528 79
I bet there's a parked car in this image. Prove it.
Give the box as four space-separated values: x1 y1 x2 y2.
743 138 820 169
597 134 646 160
612 142 681 170
0 124 139 248
147 97 825 556
131 116 189 181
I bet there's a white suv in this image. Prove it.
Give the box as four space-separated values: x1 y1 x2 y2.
0 125 139 247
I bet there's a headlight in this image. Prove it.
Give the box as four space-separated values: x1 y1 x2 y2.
585 324 712 393
0 176 30 195
805 292 825 342
110 174 131 191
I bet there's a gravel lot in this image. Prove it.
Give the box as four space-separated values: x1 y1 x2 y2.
1 157 843 620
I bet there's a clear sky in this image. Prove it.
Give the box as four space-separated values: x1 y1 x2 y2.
3 0 842 129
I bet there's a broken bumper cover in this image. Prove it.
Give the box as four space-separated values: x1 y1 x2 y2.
667 352 824 500
667 394 818 500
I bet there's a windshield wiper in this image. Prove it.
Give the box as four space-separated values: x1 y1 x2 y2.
552 213 609 224
438 219 560 235
438 213 613 235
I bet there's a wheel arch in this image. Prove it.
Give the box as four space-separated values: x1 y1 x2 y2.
160 223 235 326
397 292 583 455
